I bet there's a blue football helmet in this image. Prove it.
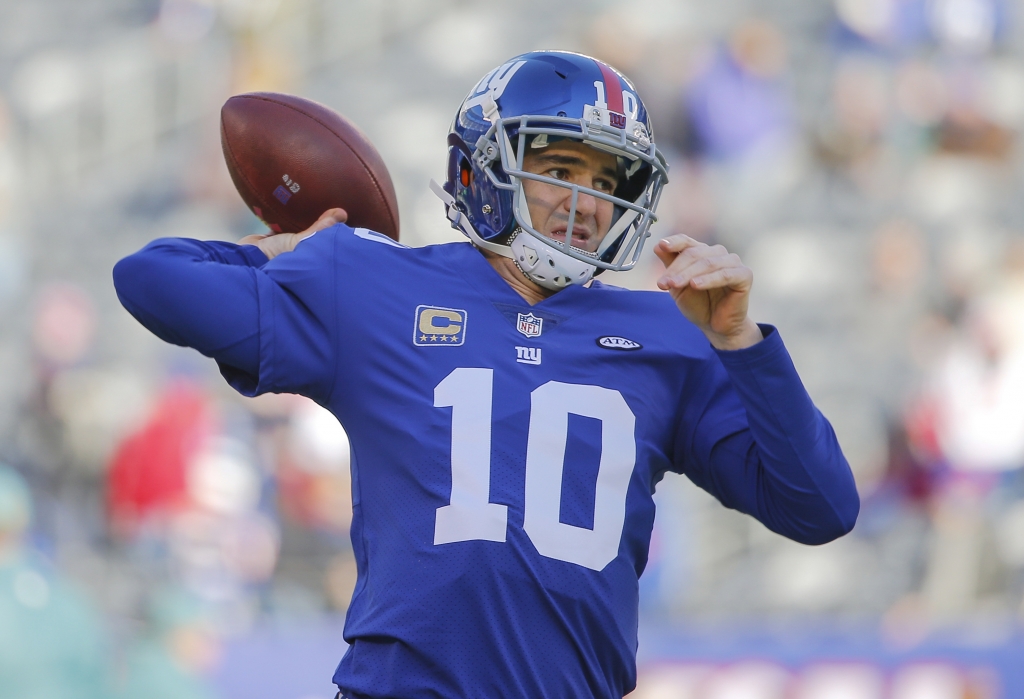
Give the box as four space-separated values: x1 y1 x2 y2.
430 50 669 290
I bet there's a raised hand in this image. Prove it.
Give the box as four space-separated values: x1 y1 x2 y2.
239 208 348 260
654 234 762 351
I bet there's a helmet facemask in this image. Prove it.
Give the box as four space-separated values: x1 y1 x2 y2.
476 114 668 288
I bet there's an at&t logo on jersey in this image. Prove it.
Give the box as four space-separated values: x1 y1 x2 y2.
516 312 543 338
596 336 642 351
414 306 467 346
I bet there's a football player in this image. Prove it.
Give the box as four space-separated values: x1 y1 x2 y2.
114 51 859 699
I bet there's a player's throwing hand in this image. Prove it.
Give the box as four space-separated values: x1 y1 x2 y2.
654 234 763 351
239 208 348 260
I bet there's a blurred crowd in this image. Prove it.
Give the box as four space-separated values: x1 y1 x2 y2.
3 0 1024 697
611 0 1024 637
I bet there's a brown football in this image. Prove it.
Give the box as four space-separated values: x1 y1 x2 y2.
220 92 400 240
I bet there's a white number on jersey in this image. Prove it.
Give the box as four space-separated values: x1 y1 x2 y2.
433 368 637 571
433 368 508 544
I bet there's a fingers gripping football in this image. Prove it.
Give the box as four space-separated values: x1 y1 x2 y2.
654 235 762 350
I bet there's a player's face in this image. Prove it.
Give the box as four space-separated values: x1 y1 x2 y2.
521 141 619 253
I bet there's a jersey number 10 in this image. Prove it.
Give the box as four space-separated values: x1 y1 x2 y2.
433 367 636 571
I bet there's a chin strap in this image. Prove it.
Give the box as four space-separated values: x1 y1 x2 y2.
429 179 597 291
508 230 595 290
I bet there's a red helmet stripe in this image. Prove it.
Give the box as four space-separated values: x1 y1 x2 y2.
596 61 624 114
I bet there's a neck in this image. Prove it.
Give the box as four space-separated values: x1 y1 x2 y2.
478 247 559 305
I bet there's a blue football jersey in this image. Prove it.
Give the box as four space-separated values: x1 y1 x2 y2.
113 224 858 699
224 225 855 699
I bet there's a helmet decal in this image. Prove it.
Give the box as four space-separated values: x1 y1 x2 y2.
463 60 527 121
594 61 625 115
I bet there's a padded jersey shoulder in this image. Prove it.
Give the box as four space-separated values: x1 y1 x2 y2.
584 280 714 357
291 223 407 257
294 223 467 267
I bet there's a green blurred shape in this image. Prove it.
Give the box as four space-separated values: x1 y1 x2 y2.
113 587 220 699
0 465 31 534
0 556 110 699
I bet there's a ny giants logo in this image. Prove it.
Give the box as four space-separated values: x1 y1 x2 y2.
515 347 542 365
273 174 300 205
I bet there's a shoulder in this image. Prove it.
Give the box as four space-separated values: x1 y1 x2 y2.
273 226 475 296
586 280 683 313
292 223 410 255
267 224 445 278
293 224 467 263
584 281 713 357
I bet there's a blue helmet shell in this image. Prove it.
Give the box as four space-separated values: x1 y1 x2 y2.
444 51 666 259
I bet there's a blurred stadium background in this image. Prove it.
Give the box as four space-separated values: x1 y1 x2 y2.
1 0 1024 697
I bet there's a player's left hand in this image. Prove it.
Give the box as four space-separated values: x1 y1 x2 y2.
654 234 763 351
239 208 348 260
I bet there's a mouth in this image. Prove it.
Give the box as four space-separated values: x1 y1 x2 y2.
548 226 592 251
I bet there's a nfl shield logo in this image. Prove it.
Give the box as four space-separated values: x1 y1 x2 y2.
516 312 543 338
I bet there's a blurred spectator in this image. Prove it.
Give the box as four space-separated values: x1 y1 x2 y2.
278 400 352 533
678 20 802 234
0 95 12 222
832 0 929 49
157 0 217 44
931 278 1024 473
32 282 96 374
870 218 928 297
892 254 1024 620
107 380 217 535
106 379 282 631
894 59 948 130
114 587 222 699
935 86 1015 161
813 55 889 177
169 432 279 626
928 0 1006 55
0 465 110 698
830 0 1006 53
11 282 99 484
683 20 792 164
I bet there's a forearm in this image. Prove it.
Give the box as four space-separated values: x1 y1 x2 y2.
700 326 859 544
113 238 267 374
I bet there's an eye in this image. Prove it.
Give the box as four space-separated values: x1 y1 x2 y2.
593 178 616 193
547 168 569 181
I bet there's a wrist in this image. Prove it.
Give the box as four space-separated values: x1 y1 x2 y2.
257 239 282 260
257 234 296 260
707 319 763 351
238 233 299 261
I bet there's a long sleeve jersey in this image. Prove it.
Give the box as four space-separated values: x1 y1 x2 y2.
113 224 859 699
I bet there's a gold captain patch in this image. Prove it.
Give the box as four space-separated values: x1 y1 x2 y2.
414 305 467 346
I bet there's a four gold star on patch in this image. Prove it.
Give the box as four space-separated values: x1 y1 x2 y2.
413 306 467 346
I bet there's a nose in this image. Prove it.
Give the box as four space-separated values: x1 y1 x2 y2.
565 185 598 219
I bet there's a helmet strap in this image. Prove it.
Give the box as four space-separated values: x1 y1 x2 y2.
429 179 514 259
508 229 595 290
